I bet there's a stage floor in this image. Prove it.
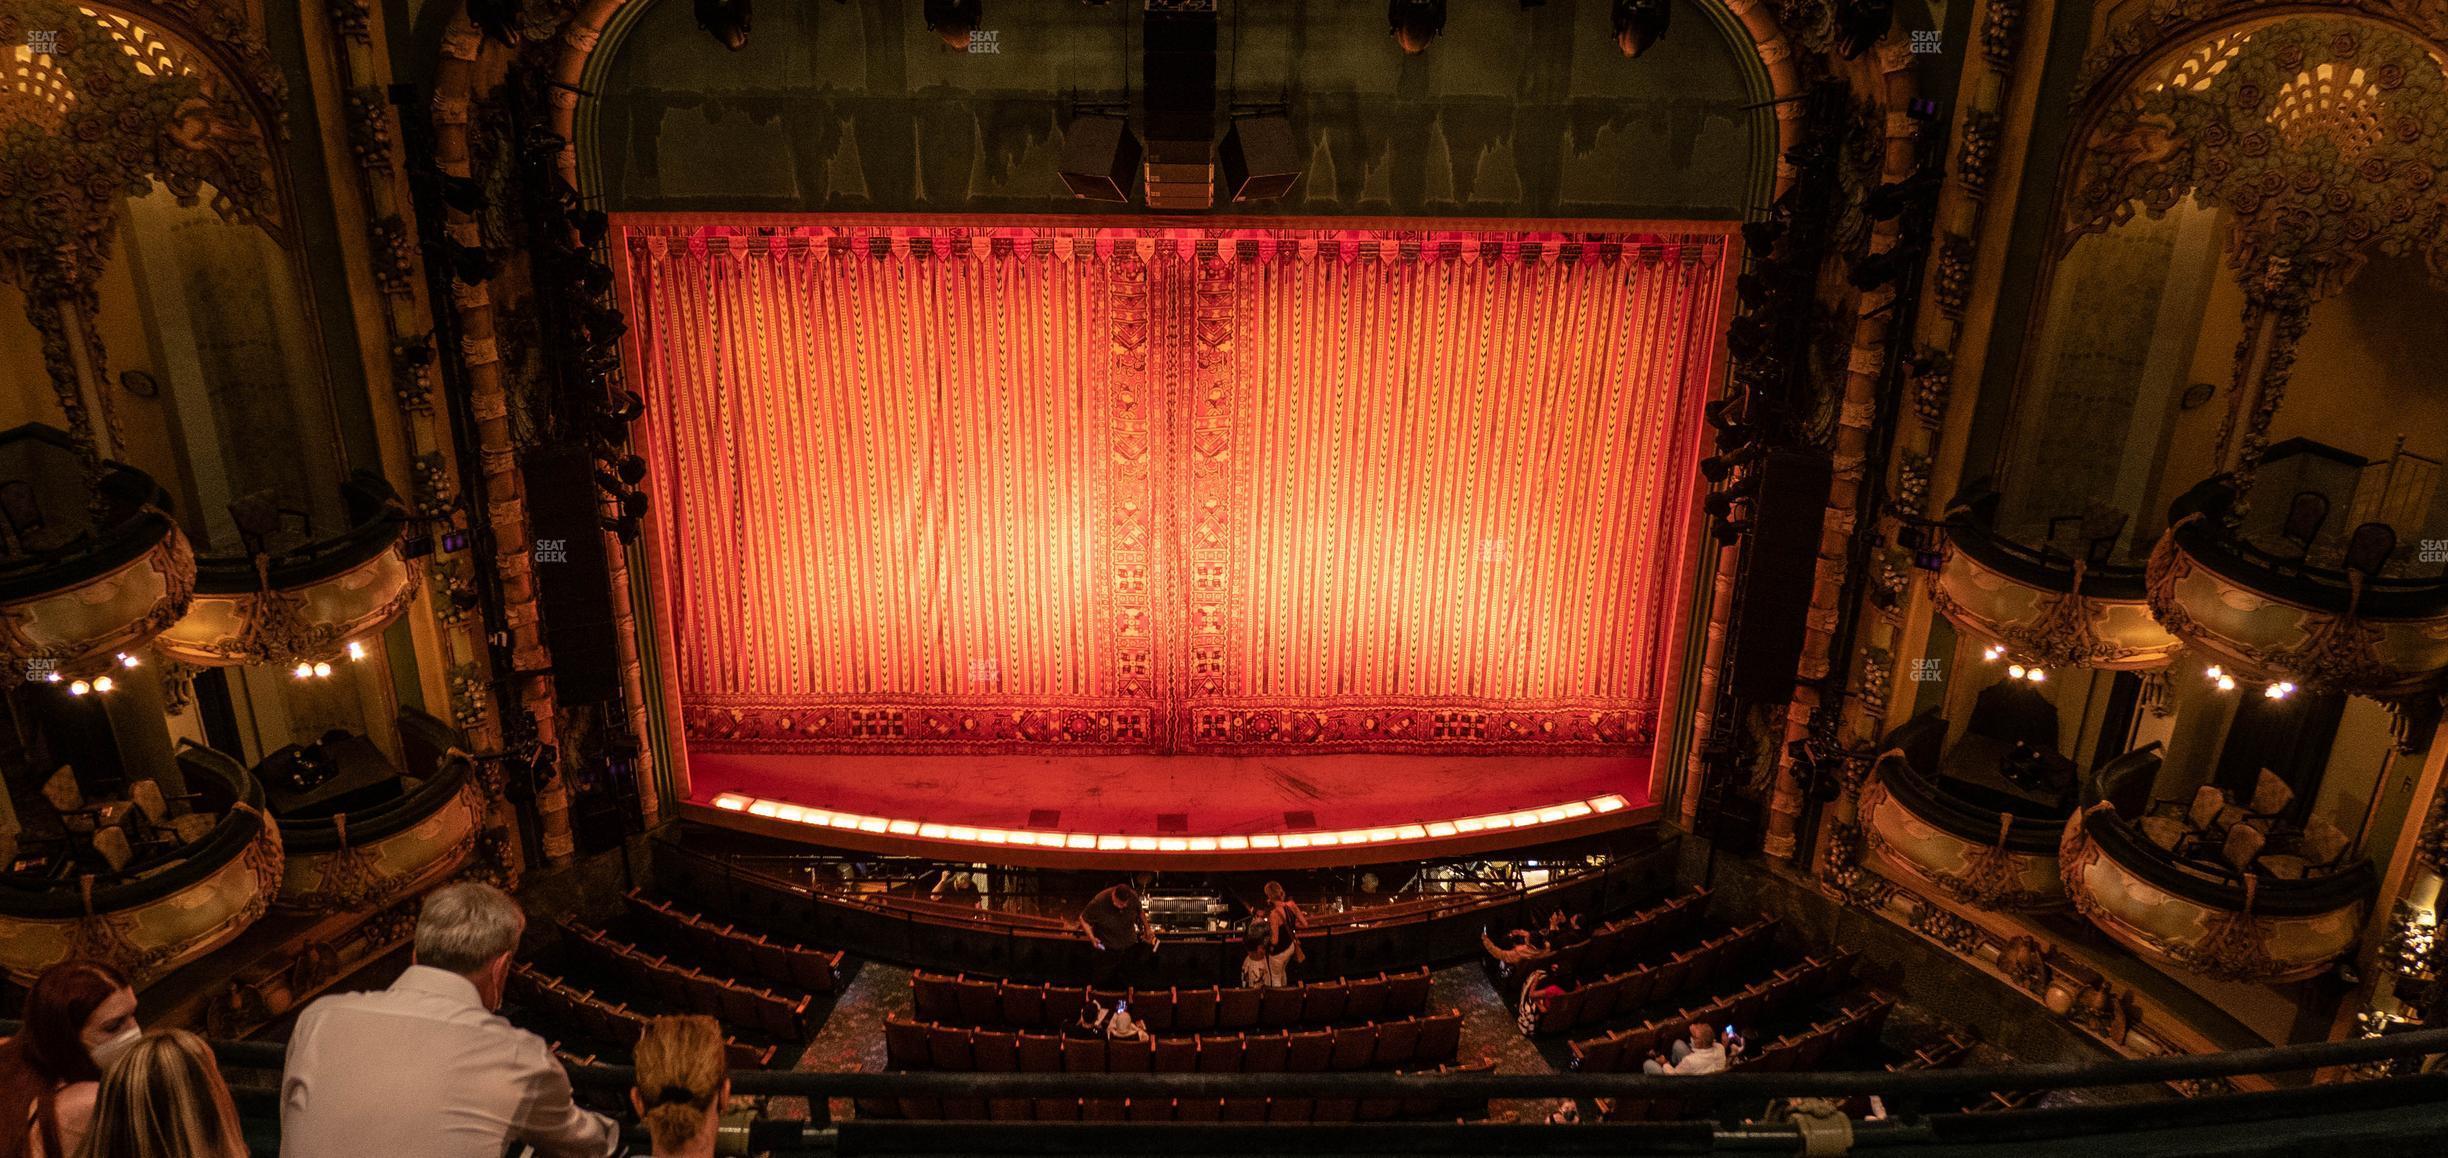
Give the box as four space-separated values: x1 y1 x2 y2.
684 752 1656 867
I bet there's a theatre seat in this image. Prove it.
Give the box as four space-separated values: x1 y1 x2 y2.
1107 1035 1153 1073
1153 1037 1198 1072
1217 986 1262 1029
1345 974 1388 1021
1131 987 1176 1032
1000 982 1043 1028
1259 985 1304 1027
884 1017 929 1069
1328 1024 1378 1071
954 976 1001 1025
1385 969 1432 1016
1284 1028 1332 1072
912 972 957 1021
1173 986 1218 1032
1418 1012 1463 1064
1195 1034 1243 1073
1303 979 1350 1024
1061 1036 1106 1073
1016 1033 1063 1073
1374 1017 1421 1068
971 1030 1018 1072
927 1025 975 1070
1241 1031 1289 1072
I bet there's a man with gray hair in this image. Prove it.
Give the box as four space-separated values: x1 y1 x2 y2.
279 882 624 1157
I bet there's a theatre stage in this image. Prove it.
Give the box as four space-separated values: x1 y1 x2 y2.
681 752 1657 869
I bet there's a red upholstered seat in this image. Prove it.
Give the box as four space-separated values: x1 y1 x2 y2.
1194 1034 1243 1073
1240 1031 1290 1073
1016 1033 1063 1073
1216 986 1261 1029
1152 1036 1198 1072
884 1017 930 1069
1344 974 1388 1021
1314 1097 1358 1123
1386 968 1432 1014
1571 1034 1622 1074
1000 982 1045 1029
1373 1017 1421 1068
1033 1098 1079 1122
954 976 1001 1026
912 972 958 1021
1172 986 1218 1033
1303 979 1350 1024
1258 985 1305 1027
1284 1029 1332 1072
1329 1023 1378 1071
1417 1012 1463 1064
927 1025 976 1071
1176 1098 1221 1122
1126 1098 1174 1123
1222 1096 1269 1122
1061 1035 1107 1073
1107 1035 1153 1073
970 1030 1018 1072
1043 986 1089 1028
1129 987 1176 1032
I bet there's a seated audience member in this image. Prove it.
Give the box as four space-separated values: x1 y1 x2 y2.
1516 967 1572 1034
0 959 139 1158
73 1029 246 1158
1104 1006 1150 1044
1079 883 1158 985
1555 913 1592 948
1064 1001 1113 1041
631 1016 727 1158
279 882 622 1158
1644 1022 1730 1075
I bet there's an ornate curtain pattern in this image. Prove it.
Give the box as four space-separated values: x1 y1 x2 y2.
618 222 1725 755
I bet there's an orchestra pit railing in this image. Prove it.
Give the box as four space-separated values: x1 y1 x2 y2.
160 1022 2448 1156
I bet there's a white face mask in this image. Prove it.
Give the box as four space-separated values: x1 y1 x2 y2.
90 1024 142 1069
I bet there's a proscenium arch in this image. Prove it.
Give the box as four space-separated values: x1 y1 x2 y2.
545 0 1805 212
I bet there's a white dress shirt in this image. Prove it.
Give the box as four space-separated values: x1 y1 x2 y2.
279 965 622 1158
1665 1042 1730 1075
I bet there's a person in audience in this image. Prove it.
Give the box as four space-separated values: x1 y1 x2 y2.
1078 883 1157 985
630 1016 727 1158
1516 965 1572 1034
927 870 981 908
1239 924 1275 988
0 959 139 1158
1064 1000 1113 1040
1555 913 1593 949
1480 926 1544 968
1644 1021 1730 1075
1260 881 1308 976
279 882 622 1158
72 1028 246 1158
1104 1004 1149 1044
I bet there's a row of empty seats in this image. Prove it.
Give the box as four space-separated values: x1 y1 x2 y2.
508 964 779 1068
564 921 818 1041
625 890 844 993
910 968 1435 1032
1569 951 1860 1073
1594 996 1897 1122
884 1011 1466 1074
1491 886 1712 983
1522 916 1781 1036
853 1060 1499 1123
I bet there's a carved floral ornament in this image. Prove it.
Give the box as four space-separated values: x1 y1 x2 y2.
0 0 283 292
2064 16 2448 299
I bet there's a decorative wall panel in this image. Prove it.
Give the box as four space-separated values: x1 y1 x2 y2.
619 221 1724 755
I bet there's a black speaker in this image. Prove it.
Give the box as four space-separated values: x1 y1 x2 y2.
522 447 623 705
1059 115 1140 202
1221 116 1300 202
1727 450 1833 702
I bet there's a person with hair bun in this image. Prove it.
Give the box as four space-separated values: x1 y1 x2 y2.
0 959 140 1158
72 1029 247 1158
630 1016 727 1158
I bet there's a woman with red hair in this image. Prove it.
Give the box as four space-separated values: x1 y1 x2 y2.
0 960 140 1158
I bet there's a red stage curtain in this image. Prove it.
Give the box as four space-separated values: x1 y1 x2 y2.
617 223 1725 755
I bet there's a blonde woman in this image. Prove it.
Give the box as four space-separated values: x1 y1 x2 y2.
631 1016 728 1158
72 1030 246 1158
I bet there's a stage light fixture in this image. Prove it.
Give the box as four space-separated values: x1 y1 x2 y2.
925 0 981 50
694 0 752 49
439 239 496 285
1740 219 1785 253
1389 0 1445 54
610 454 649 486
67 679 91 696
1711 519 1751 546
117 652 139 669
1865 169 1941 221
1713 422 1757 454
1610 0 1669 58
437 175 490 215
